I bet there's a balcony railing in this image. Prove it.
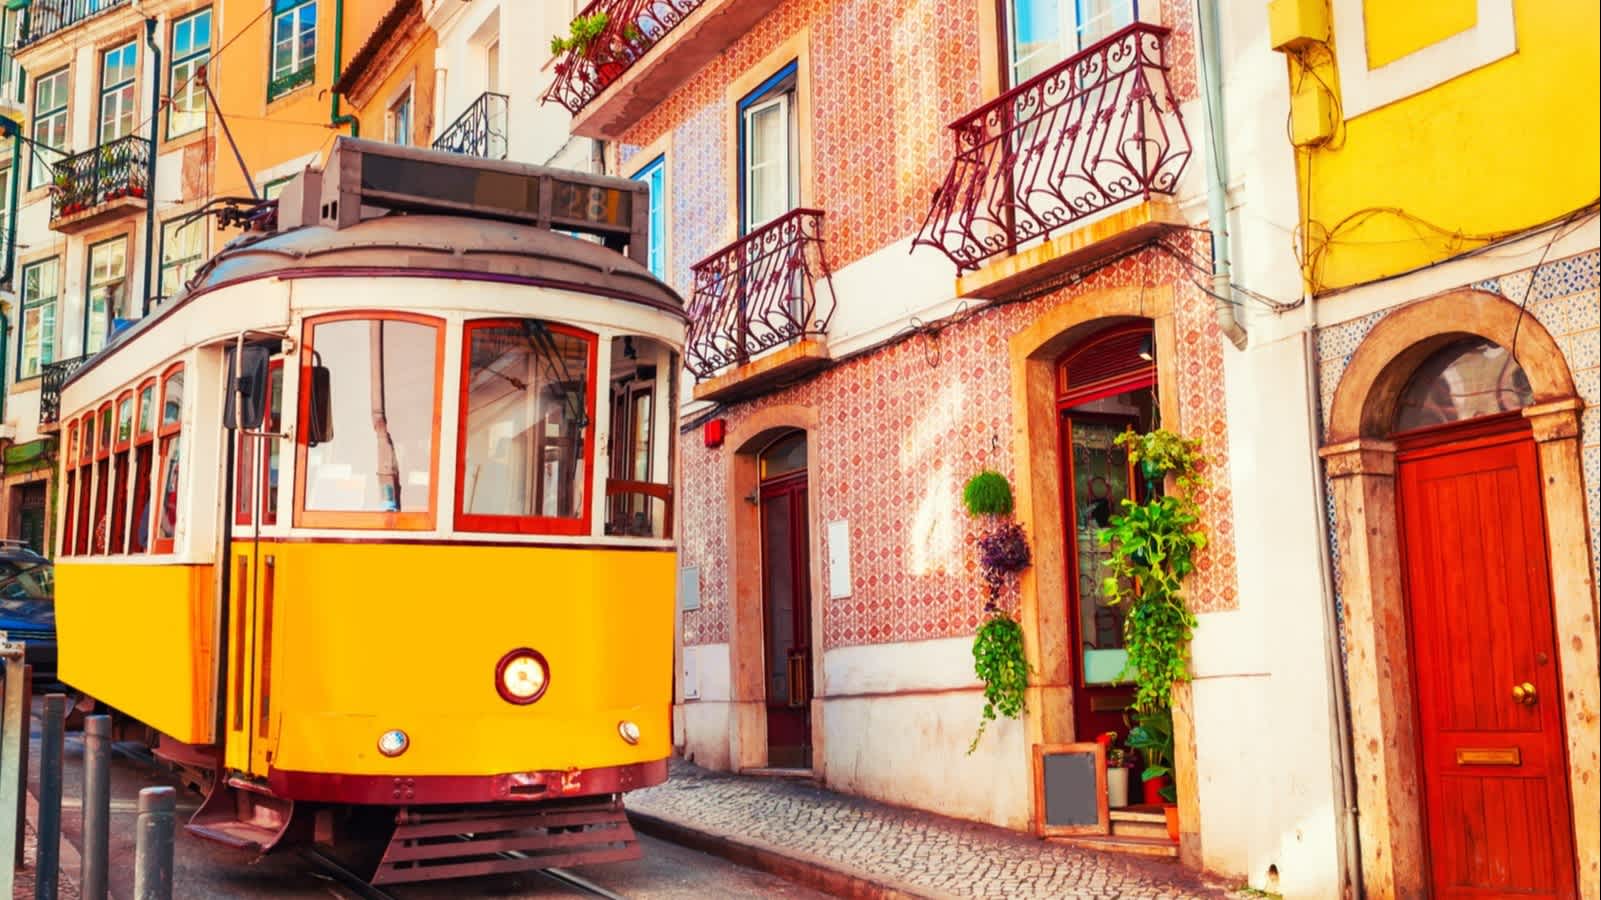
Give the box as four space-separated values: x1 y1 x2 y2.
50 134 150 222
541 0 704 116
913 23 1191 273
685 208 837 379
432 92 509 160
38 355 90 428
17 0 132 48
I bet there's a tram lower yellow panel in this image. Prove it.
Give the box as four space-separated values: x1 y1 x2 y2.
245 541 675 779
54 563 217 743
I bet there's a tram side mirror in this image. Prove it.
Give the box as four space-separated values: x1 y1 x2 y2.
224 344 272 431
305 365 334 446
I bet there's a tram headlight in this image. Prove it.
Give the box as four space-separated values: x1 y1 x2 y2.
495 648 550 705
377 729 409 757
618 720 641 745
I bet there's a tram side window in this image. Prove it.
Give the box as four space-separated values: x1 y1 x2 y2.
299 316 440 529
457 319 596 535
110 392 133 553
61 422 78 556
236 360 284 527
154 365 184 553
91 403 112 554
75 412 94 556
130 378 157 553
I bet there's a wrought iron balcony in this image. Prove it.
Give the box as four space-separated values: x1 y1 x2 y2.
685 208 837 382
49 134 150 230
432 92 509 160
913 23 1192 274
16 0 132 48
541 0 704 116
38 355 90 429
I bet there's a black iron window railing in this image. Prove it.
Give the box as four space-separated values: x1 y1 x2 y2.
49 134 150 221
432 92 509 160
17 0 132 48
39 355 90 427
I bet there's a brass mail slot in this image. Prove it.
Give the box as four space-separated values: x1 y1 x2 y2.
1456 747 1520 767
1089 696 1130 713
787 653 807 708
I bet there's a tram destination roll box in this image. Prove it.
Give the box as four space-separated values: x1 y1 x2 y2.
1032 743 1109 836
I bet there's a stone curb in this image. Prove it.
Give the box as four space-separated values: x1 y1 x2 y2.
629 809 961 900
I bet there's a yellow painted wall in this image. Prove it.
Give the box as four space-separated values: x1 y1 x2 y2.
210 0 391 200
1291 0 1600 292
54 563 217 743
232 541 675 778
349 28 438 146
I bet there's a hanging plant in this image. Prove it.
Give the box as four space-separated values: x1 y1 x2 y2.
976 520 1031 602
962 469 1014 517
968 609 1028 754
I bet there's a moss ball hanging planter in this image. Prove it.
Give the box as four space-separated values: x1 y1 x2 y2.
963 469 1015 517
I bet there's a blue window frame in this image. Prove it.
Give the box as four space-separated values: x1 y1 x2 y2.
736 60 798 236
632 155 667 279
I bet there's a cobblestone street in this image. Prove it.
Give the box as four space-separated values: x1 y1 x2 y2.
629 761 1246 899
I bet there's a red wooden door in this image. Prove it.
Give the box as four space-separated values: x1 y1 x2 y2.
760 473 812 769
1397 422 1577 899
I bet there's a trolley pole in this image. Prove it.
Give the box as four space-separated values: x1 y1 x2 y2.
134 786 177 900
82 715 113 900
36 693 68 900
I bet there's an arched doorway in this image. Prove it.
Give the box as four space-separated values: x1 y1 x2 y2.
1321 289 1597 899
1055 323 1156 746
1389 338 1576 897
758 430 812 769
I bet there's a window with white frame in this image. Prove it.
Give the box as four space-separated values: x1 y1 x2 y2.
30 68 69 189
169 9 212 138
1004 0 1136 86
160 218 206 300
270 0 316 100
0 8 24 106
18 258 59 379
100 42 139 144
738 63 798 234
387 86 413 146
85 237 129 355
632 155 667 278
0 160 11 257
486 39 500 94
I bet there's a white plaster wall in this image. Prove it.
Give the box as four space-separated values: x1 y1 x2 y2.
677 642 734 770
820 638 1029 829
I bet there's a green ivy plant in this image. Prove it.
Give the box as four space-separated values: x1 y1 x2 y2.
1100 427 1207 715
1125 708 1177 803
968 610 1028 754
962 469 1014 517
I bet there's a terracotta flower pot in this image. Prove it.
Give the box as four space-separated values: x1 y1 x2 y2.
1141 774 1168 806
1164 805 1179 841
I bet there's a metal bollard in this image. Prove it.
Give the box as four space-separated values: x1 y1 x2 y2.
133 786 177 900
0 641 26 898
35 692 68 900
82 715 113 900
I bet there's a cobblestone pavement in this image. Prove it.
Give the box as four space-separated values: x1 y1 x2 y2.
11 818 82 900
629 760 1246 900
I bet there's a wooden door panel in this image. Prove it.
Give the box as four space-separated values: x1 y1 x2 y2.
1399 432 1577 899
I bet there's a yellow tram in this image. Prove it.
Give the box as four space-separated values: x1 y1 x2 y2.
51 139 682 883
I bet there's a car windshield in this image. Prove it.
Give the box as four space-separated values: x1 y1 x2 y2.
0 558 53 613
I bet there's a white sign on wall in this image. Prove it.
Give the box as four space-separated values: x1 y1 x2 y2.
678 565 701 610
827 520 852 599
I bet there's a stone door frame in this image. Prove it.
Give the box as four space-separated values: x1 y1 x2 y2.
1320 288 1599 899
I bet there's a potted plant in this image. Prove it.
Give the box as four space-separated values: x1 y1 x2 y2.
549 11 642 86
963 470 1033 754
1106 745 1131 809
1126 708 1175 807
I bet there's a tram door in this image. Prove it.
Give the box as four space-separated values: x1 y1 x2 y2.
224 362 285 777
759 432 812 769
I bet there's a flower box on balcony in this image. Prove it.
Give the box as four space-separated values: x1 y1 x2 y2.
48 135 152 233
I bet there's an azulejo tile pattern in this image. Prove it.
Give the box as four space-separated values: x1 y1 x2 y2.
618 0 1201 281
678 247 1242 649
1315 249 1601 628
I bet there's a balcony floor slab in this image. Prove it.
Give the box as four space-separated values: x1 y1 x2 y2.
955 200 1186 300
692 339 831 404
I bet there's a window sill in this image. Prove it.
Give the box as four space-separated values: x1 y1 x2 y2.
160 127 209 156
266 74 317 107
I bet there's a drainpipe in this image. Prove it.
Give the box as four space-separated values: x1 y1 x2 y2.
1196 0 1247 350
2 115 19 422
141 17 159 317
329 0 360 137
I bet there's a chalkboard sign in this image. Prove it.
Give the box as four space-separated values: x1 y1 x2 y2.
1033 743 1109 836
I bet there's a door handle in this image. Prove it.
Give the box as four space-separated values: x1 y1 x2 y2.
786 651 807 708
1512 682 1537 706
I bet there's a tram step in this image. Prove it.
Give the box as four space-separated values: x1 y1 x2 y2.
186 773 306 852
372 797 641 885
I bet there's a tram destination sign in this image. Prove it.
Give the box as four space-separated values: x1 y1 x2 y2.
317 138 649 264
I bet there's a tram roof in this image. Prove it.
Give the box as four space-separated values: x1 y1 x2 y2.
69 141 683 388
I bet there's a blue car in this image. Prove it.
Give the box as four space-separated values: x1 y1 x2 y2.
0 542 55 683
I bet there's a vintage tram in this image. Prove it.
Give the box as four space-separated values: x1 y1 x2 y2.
52 139 682 883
